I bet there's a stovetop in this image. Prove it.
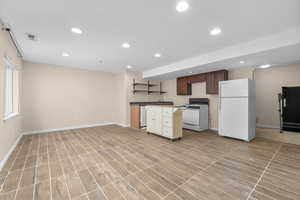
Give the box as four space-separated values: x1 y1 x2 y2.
185 104 208 109
185 98 209 109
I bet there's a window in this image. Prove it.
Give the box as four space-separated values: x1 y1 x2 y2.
3 56 20 120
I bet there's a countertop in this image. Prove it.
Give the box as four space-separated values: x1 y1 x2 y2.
129 101 174 106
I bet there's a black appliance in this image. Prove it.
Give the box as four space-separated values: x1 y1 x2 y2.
282 87 300 132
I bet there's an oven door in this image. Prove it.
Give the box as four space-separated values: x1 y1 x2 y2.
183 108 200 126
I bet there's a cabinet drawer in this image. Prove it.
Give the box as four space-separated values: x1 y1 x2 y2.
162 108 173 116
163 117 173 127
163 127 173 138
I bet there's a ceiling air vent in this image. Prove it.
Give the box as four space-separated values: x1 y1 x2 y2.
25 33 37 41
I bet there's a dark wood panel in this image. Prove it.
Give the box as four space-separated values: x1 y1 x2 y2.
206 72 216 94
177 77 191 95
188 74 206 83
206 70 228 94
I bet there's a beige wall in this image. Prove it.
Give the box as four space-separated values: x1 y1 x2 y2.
255 64 300 127
21 62 163 131
163 67 255 129
22 62 122 132
0 25 23 167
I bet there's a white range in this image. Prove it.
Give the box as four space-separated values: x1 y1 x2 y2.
183 98 209 132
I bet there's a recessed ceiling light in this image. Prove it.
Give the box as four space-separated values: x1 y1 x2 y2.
126 65 132 69
210 27 222 36
176 1 189 12
25 33 37 41
259 64 271 69
71 27 83 34
62 52 69 57
122 43 130 48
240 61 245 64
154 53 161 58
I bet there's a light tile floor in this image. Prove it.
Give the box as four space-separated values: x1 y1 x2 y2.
0 125 299 200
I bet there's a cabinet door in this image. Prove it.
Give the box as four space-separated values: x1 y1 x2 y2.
206 72 216 94
130 105 140 129
146 107 156 133
162 127 173 138
177 77 191 95
215 70 228 94
206 70 228 94
147 106 162 134
153 107 162 133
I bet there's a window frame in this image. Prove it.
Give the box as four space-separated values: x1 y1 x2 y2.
3 56 20 121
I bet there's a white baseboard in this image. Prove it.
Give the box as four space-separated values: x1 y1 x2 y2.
210 125 280 132
0 133 23 170
115 123 130 127
256 124 280 129
209 128 218 131
22 122 120 135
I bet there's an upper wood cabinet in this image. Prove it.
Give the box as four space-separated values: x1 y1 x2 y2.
176 70 228 95
206 70 228 94
189 73 206 83
177 77 192 95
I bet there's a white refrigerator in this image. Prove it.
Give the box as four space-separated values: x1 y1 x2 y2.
218 79 256 142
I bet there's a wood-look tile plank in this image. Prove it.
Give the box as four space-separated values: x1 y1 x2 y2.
1 170 22 193
36 165 50 183
113 178 143 200
78 169 97 193
102 183 124 200
0 190 16 200
144 168 177 191
164 193 182 200
24 155 37 169
19 167 35 188
65 172 85 199
34 180 51 200
87 189 107 200
50 163 63 179
151 165 185 186
254 185 294 200
144 180 170 198
174 187 199 200
125 175 161 200
15 185 34 200
51 177 70 200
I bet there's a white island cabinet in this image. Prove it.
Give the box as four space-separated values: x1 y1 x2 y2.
146 106 183 140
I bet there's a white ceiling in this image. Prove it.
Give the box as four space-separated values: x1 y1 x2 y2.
144 26 300 79
147 43 300 80
0 0 300 74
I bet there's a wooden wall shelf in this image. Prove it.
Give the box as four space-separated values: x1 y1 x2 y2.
132 79 166 95
133 83 157 87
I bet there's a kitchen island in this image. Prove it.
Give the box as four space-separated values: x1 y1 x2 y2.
146 105 184 141
130 101 174 129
